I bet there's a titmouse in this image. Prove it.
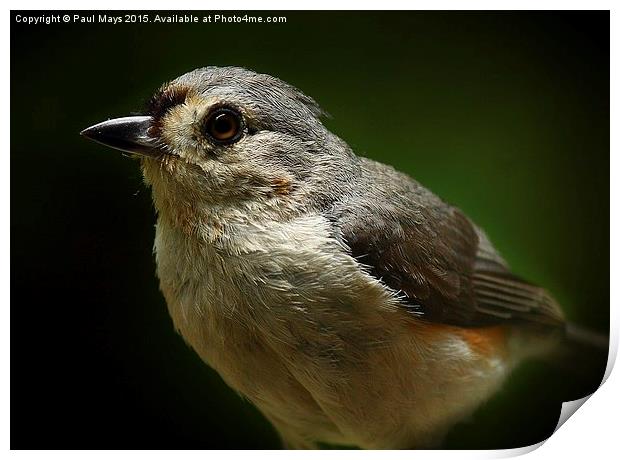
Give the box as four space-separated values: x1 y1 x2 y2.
81 66 597 449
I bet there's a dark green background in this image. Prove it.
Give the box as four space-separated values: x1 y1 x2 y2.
11 11 609 449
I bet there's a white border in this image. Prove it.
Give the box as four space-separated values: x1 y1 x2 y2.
2 1 618 10
4 2 616 459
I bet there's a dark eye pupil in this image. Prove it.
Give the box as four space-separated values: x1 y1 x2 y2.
213 114 232 134
206 109 241 143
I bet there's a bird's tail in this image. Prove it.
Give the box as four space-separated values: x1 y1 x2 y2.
564 322 609 351
542 322 609 394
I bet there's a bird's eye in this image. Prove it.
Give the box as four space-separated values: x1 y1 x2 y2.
204 107 243 144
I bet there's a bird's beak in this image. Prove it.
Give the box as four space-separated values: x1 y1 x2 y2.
80 116 163 157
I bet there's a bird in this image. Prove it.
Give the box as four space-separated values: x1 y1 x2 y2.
81 66 604 449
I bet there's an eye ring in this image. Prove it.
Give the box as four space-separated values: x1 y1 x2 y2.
203 106 244 144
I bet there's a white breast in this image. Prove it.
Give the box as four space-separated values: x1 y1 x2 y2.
152 213 511 448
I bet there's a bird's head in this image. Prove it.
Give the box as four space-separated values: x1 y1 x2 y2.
82 67 358 238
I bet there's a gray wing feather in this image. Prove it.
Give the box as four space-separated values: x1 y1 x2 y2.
331 158 564 328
